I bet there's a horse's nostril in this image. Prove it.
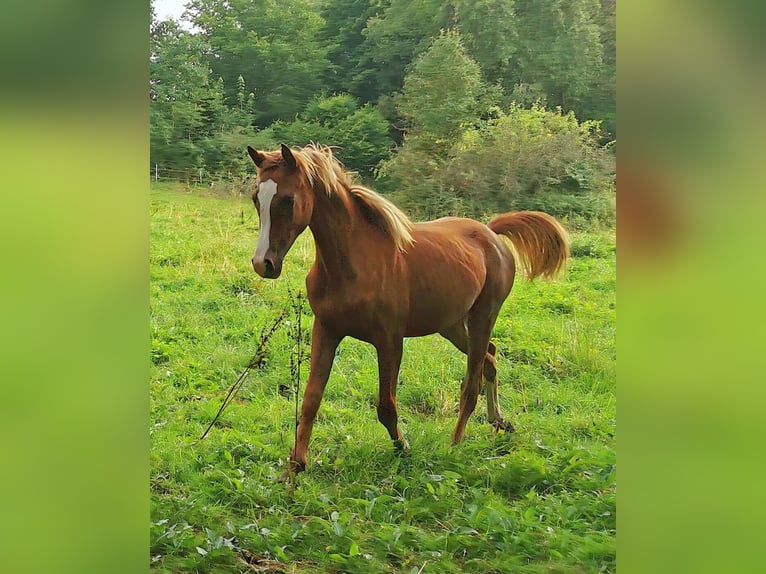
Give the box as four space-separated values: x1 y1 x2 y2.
264 257 275 274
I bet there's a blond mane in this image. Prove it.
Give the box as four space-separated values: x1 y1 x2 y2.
289 143 414 252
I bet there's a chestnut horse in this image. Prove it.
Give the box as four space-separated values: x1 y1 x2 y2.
246 143 569 477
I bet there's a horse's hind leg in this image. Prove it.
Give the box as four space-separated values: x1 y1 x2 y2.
451 311 494 444
441 296 505 444
440 324 509 431
483 341 503 427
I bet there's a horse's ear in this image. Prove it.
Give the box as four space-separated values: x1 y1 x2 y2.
247 145 264 167
280 143 296 169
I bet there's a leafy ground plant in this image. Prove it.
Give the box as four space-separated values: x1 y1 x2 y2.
150 183 615 573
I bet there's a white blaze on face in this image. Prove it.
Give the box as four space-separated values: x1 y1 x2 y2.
255 179 278 260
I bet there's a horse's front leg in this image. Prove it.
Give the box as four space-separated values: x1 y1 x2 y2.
280 320 341 481
375 338 409 452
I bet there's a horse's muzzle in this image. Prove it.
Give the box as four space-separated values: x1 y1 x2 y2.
252 255 282 279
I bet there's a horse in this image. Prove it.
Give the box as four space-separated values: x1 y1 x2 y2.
245 143 569 479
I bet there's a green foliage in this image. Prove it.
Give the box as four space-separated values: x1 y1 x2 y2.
268 119 333 154
396 30 485 147
451 0 518 81
203 127 277 180
150 20 215 174
150 17 264 179
360 0 449 101
378 30 491 216
150 0 616 214
318 0 387 100
187 0 330 125
379 138 467 219
150 185 615 573
335 105 396 178
510 0 611 134
446 104 615 219
270 94 394 180
384 104 615 222
302 93 359 125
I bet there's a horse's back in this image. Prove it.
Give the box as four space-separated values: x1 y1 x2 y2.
411 217 513 263
402 218 515 336
412 217 515 286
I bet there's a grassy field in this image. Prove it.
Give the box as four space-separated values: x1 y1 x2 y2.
150 182 616 573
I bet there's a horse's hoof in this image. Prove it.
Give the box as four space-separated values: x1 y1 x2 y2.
492 419 515 434
393 439 410 453
277 460 306 483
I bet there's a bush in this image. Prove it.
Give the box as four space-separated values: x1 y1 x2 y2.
269 94 394 180
202 128 277 180
382 103 615 222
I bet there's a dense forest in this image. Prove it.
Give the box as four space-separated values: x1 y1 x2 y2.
150 0 615 221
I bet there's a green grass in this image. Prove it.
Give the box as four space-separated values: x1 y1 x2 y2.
150 182 616 573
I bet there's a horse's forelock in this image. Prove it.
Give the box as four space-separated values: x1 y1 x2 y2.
290 143 346 196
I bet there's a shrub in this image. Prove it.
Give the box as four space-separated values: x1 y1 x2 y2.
382 103 615 222
270 94 395 180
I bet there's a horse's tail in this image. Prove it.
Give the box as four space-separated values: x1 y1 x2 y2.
488 211 570 280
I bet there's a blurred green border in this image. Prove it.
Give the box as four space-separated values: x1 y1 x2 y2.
619 2 766 573
0 2 149 574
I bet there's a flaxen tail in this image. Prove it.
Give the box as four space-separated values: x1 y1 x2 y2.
488 211 570 280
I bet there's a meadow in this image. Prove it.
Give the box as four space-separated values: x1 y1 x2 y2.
150 182 616 573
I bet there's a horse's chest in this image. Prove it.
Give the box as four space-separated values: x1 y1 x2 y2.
311 294 373 324
308 287 399 341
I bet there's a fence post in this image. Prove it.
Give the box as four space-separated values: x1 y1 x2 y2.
199 169 203 184
155 164 158 182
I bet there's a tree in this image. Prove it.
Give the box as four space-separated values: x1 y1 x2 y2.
395 30 485 151
317 0 387 100
511 0 607 128
150 18 215 174
151 11 264 179
270 94 394 180
450 0 518 83
443 104 615 219
148 0 616 189
379 31 487 213
358 0 449 102
186 0 330 125
590 0 616 136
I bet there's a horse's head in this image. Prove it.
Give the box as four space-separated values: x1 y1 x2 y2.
246 143 314 278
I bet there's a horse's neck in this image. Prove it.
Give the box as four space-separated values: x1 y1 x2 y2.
308 187 359 281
